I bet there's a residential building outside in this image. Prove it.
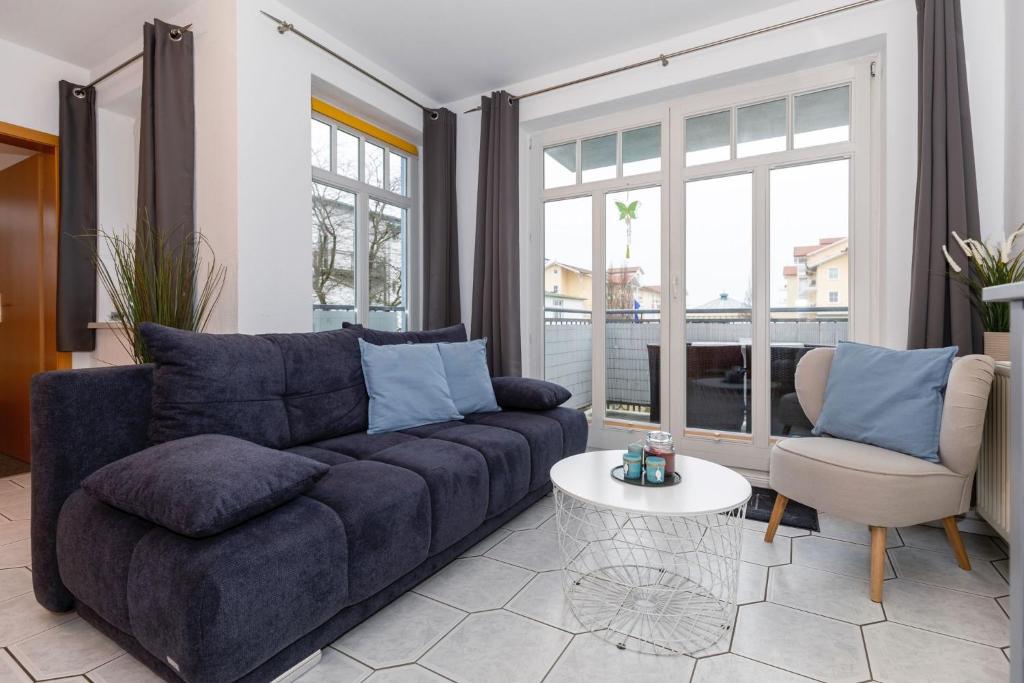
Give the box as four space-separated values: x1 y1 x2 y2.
781 236 848 313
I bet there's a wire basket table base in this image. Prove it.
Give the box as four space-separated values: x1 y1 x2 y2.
554 487 746 655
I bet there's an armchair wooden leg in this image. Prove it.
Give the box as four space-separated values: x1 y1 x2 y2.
942 517 972 571
869 526 887 603
764 494 789 543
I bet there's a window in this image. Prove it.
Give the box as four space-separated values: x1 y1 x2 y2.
310 99 416 331
532 58 874 465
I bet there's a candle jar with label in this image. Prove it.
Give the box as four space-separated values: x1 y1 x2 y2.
644 430 675 476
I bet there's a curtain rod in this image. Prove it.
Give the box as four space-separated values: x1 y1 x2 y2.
463 0 884 114
260 10 438 117
74 23 193 96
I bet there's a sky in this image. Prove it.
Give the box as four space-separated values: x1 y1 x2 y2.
543 157 849 309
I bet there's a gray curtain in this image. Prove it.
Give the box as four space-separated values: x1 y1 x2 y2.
422 108 461 329
138 19 195 249
908 0 983 354
56 80 97 352
472 91 521 376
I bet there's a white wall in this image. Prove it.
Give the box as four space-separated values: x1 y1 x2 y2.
0 38 88 134
235 0 436 333
1006 0 1024 235
448 0 1009 354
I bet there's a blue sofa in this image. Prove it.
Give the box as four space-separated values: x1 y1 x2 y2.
30 323 587 682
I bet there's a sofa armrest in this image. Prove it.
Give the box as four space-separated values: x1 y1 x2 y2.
31 364 153 611
491 376 571 411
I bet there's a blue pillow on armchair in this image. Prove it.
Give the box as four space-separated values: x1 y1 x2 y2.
358 339 464 434
812 342 957 462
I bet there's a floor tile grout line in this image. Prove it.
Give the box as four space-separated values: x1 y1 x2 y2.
881 617 1011 650
729 651 834 683
4 645 38 682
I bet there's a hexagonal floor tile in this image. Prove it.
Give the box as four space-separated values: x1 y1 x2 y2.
0 568 32 603
897 525 1005 560
503 499 555 531
363 664 448 682
414 556 533 612
420 611 571 683
0 520 30 548
0 593 77 646
8 617 122 680
486 529 563 572
0 539 31 570
863 622 1008 683
732 603 869 683
741 529 791 567
88 653 165 683
791 535 894 581
997 595 1010 618
0 651 31 683
888 547 1008 597
459 528 511 558
692 653 818 682
332 593 464 669
767 564 883 624
743 518 811 538
881 579 1009 647
738 561 768 605
505 570 585 633
993 558 1009 582
544 633 695 682
815 515 900 547
295 649 370 683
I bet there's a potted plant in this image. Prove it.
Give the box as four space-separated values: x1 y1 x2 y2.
93 224 226 363
942 225 1024 361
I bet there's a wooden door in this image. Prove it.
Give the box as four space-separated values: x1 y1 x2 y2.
0 143 62 462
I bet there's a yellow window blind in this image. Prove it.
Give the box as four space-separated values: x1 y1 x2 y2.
311 98 418 156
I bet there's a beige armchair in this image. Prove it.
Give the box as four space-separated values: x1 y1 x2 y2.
764 348 996 602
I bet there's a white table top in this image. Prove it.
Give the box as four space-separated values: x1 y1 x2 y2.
550 450 752 516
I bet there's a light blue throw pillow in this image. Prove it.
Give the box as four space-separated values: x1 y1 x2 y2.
437 339 501 415
812 342 957 462
358 339 463 434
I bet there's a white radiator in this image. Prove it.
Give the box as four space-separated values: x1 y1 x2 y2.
976 362 1011 541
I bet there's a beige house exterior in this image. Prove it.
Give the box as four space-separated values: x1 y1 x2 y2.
781 237 849 312
544 261 661 313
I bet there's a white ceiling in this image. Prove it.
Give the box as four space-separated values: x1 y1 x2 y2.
0 0 193 71
279 0 795 103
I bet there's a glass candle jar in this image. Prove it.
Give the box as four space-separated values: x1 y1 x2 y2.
644 430 675 476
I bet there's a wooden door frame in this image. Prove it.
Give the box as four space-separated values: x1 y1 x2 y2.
0 120 71 372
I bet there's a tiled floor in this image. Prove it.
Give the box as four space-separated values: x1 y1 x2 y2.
0 474 1011 682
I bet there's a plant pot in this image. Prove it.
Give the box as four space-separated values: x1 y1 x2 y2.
984 331 1010 362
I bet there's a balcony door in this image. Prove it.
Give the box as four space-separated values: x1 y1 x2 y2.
534 59 877 473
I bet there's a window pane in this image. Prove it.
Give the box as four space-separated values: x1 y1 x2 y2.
544 142 576 188
336 129 359 179
312 182 356 331
606 186 661 425
389 152 407 195
685 173 753 434
794 85 850 148
365 142 385 188
581 134 616 183
311 119 331 170
770 159 849 436
544 196 593 414
685 110 730 165
622 124 661 175
737 99 786 158
368 200 407 331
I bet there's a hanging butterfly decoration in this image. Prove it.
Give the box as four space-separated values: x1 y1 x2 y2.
614 199 639 258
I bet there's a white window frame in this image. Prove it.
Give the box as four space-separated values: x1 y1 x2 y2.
528 57 881 476
311 112 419 330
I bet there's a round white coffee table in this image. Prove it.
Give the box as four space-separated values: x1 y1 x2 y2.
550 450 751 655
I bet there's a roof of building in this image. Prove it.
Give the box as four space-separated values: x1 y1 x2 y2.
606 265 644 286
782 265 798 276
793 237 845 257
694 292 748 309
545 260 592 276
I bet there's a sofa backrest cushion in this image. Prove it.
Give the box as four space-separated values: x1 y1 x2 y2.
140 323 369 448
345 322 468 346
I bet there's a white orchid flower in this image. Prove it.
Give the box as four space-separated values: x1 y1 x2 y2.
952 231 973 258
942 244 963 273
1001 223 1024 263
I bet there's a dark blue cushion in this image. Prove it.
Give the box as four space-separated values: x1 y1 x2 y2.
491 377 571 410
346 322 467 346
82 434 329 537
312 431 418 458
464 411 565 491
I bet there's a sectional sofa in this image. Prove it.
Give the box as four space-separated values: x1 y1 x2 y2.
30 323 587 682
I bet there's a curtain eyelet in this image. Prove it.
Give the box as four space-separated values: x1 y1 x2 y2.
72 87 87 99
429 110 440 121
169 27 183 41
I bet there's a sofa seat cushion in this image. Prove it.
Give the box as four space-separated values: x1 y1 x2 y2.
284 445 356 466
463 411 565 491
369 440 489 554
58 493 349 683
82 435 329 538
304 461 432 602
311 431 418 458
770 437 967 528
426 425 531 518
